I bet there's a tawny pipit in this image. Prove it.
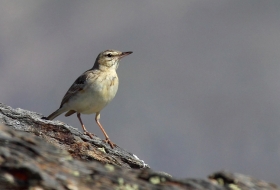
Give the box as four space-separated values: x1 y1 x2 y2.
46 50 132 148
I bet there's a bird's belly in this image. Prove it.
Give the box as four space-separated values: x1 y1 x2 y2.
71 80 118 114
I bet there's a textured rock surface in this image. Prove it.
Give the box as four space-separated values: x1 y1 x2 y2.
0 103 147 169
0 103 278 189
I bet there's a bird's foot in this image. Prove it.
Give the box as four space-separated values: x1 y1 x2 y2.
83 131 95 139
103 138 116 148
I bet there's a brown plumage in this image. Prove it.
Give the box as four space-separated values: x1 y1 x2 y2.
45 50 132 148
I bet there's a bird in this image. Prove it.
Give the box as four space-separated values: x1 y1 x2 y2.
45 49 133 148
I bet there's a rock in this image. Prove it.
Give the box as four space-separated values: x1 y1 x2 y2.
0 103 278 189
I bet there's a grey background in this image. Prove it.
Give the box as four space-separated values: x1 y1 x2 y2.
1 0 280 184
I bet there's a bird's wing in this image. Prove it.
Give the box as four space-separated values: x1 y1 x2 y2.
59 70 98 108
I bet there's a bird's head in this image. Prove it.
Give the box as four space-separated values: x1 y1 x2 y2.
94 50 132 70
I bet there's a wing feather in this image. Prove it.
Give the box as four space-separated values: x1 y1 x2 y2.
59 70 98 108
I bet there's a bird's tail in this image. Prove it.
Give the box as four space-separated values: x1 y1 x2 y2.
46 108 65 120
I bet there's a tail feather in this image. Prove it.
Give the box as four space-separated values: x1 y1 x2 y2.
46 108 65 120
65 110 76 117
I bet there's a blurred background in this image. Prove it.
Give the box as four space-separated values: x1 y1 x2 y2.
0 0 280 184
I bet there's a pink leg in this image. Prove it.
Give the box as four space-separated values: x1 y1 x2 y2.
95 112 115 148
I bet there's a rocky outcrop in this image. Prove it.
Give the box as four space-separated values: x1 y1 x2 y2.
0 103 278 189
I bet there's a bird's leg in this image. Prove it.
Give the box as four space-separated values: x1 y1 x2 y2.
95 112 116 148
77 113 94 138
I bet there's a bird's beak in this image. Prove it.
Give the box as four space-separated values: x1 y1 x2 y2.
119 51 133 59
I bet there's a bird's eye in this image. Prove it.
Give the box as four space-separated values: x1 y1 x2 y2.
107 53 112 57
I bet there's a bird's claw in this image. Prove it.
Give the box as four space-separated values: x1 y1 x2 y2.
83 131 95 139
103 138 116 148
